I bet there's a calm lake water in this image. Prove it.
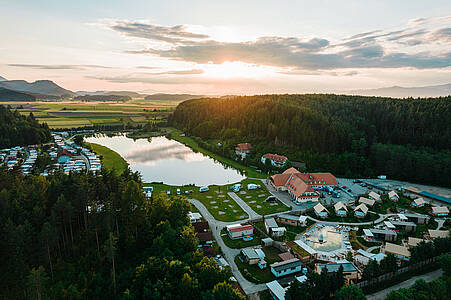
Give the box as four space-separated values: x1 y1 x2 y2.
85 134 245 186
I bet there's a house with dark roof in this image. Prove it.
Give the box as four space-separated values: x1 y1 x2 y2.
196 232 213 247
315 261 360 284
403 213 430 224
270 258 302 278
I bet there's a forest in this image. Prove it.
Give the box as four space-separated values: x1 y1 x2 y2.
0 167 243 300
0 105 51 148
170 94 451 186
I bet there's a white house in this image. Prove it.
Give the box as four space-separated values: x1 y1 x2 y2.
188 211 202 223
264 218 286 237
388 191 399 202
313 203 328 218
226 224 254 239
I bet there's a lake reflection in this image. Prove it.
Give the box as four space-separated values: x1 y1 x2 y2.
85 134 246 186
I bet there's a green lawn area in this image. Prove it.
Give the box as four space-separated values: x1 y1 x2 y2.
357 235 381 248
220 228 262 248
236 178 289 215
235 256 275 283
262 246 283 264
370 195 431 215
86 142 128 174
169 128 266 178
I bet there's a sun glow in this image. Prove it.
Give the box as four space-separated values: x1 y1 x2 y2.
202 61 277 78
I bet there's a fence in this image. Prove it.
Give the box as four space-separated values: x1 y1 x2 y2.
353 256 439 289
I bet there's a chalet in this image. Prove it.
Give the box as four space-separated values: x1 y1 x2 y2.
264 218 286 237
359 197 375 207
407 237 428 248
270 258 302 278
390 220 417 233
411 197 426 208
235 143 252 158
266 280 286 300
334 202 348 217
313 203 328 218
354 204 368 218
431 206 449 217
316 261 360 284
388 191 399 202
226 224 254 239
368 191 381 202
261 153 288 167
382 242 410 261
277 214 308 227
427 229 450 239
403 213 430 224
364 228 397 242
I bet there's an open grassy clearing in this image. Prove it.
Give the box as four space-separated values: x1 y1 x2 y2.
235 256 275 283
86 142 128 174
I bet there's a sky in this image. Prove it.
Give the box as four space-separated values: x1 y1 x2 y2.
0 0 450 95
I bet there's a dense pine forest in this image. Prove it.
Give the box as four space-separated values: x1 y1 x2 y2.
0 168 243 299
0 105 51 148
170 94 451 187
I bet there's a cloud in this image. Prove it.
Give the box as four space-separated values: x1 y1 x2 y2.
113 16 451 71
110 21 209 44
8 64 112 70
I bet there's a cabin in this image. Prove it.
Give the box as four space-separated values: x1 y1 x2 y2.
403 213 430 224
277 214 308 227
235 143 252 158
354 204 368 218
411 197 426 208
313 203 329 218
264 218 286 237
407 237 428 248
359 197 375 207
226 224 254 239
364 228 397 242
241 248 266 267
388 191 399 202
382 242 410 261
354 249 387 266
431 206 449 217
266 280 286 300
261 153 288 167
261 237 274 247
334 202 348 217
390 220 417 233
270 258 302 278
368 191 381 202
427 229 450 240
196 232 213 248
188 211 202 223
316 261 360 284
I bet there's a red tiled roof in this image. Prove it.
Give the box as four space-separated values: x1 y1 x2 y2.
283 167 301 175
57 149 73 158
228 224 253 232
262 153 287 163
270 173 292 186
236 143 252 151
286 174 315 198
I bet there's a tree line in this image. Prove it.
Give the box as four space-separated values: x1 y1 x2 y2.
169 94 451 186
0 167 243 299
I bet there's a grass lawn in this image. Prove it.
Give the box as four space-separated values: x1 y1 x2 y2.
357 235 381 248
235 256 275 283
236 178 289 215
169 128 266 178
262 246 283 264
220 228 262 248
371 195 431 215
86 142 128 174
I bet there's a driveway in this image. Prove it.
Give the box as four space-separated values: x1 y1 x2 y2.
366 269 443 300
228 192 262 220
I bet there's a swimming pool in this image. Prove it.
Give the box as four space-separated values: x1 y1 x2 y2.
302 225 343 252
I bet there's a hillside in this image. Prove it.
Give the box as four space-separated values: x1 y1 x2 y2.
350 83 451 98
76 90 146 98
170 94 451 186
145 93 205 101
0 88 36 101
74 94 132 101
0 105 51 147
0 79 75 96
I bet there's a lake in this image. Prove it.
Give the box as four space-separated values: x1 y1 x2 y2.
85 134 246 186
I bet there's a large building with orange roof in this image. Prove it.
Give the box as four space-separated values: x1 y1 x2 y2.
269 167 338 204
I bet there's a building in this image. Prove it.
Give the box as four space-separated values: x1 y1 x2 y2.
359 197 375 207
261 153 288 167
427 229 450 239
188 211 202 223
407 237 428 248
431 206 449 216
403 187 451 206
277 214 308 227
403 213 430 225
354 249 387 267
313 203 329 218
289 240 317 262
411 197 426 208
241 248 266 267
354 204 368 218
235 143 252 158
368 191 381 202
264 218 286 237
266 280 286 300
389 191 399 202
364 228 397 242
316 261 360 284
390 220 417 233
269 167 338 204
334 202 348 217
382 242 410 261
226 224 254 239
192 221 209 233
196 232 213 248
57 149 72 163
270 258 302 278
261 237 274 247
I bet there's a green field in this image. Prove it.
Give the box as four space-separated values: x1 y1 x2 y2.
87 142 128 174
3 100 177 129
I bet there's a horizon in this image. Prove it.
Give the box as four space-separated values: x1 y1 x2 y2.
0 1 450 95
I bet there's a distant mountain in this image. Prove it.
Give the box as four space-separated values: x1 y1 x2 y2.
144 93 205 101
76 90 146 98
0 88 36 101
76 90 109 96
0 79 75 97
74 95 132 102
349 83 451 98
0 76 7 81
